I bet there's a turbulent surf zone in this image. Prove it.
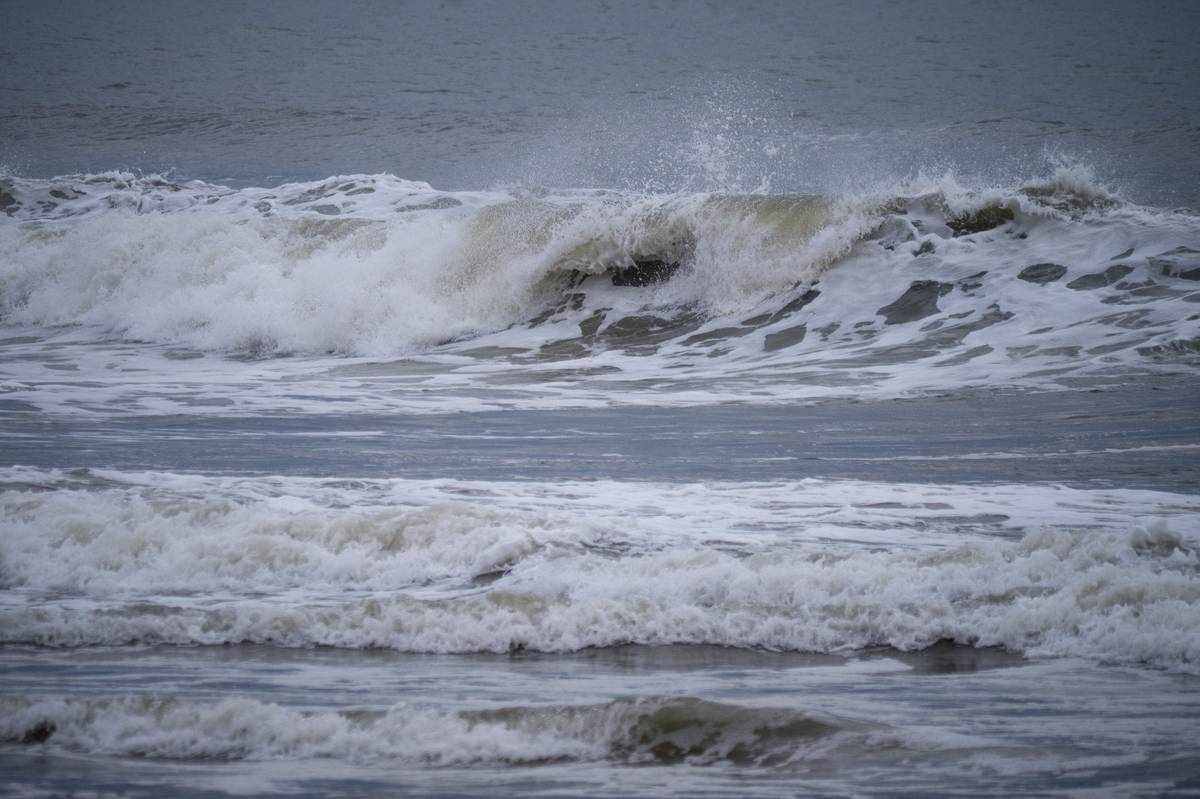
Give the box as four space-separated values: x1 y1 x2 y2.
1 466 1197 671
2 167 1199 797
1 168 1198 416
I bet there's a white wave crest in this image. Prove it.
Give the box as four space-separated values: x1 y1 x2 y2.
0 694 893 767
0 489 588 595
4 518 1196 672
1 170 1196 406
0 175 873 355
0 695 590 764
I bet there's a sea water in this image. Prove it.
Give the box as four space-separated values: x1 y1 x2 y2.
2 2 1199 796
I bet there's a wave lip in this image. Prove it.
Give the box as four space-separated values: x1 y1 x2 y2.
0 178 873 355
2 168 1198 410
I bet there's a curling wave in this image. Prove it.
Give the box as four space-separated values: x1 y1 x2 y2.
1 168 1197 402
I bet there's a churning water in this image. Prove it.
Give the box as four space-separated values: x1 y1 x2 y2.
2 2 1199 796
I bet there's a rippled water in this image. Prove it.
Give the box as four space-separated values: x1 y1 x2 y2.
4 1 1200 203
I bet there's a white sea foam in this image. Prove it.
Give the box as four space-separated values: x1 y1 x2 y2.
3 524 1196 671
0 695 594 764
0 490 587 596
0 694 903 767
0 176 863 354
1 169 1196 415
2 468 1196 672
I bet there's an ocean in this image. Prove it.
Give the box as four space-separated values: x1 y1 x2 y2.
2 1 1199 796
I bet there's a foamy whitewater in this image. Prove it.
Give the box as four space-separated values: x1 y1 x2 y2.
3 2 1200 796
3 467 1199 669
1 168 1197 417
2 166 1198 796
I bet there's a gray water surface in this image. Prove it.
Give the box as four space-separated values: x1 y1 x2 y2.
3 3 1200 796
2 380 1197 489
3 0 1199 203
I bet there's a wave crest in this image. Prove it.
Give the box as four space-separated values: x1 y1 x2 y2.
2 170 1197 402
0 694 896 767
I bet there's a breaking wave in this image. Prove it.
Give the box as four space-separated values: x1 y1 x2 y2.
1 169 1196 381
0 694 907 767
3 469 1196 672
0 172 865 354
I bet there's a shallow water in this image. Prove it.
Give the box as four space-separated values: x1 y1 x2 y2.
2 379 1199 488
2 2 1200 796
2 379 1198 795
3 645 1200 798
